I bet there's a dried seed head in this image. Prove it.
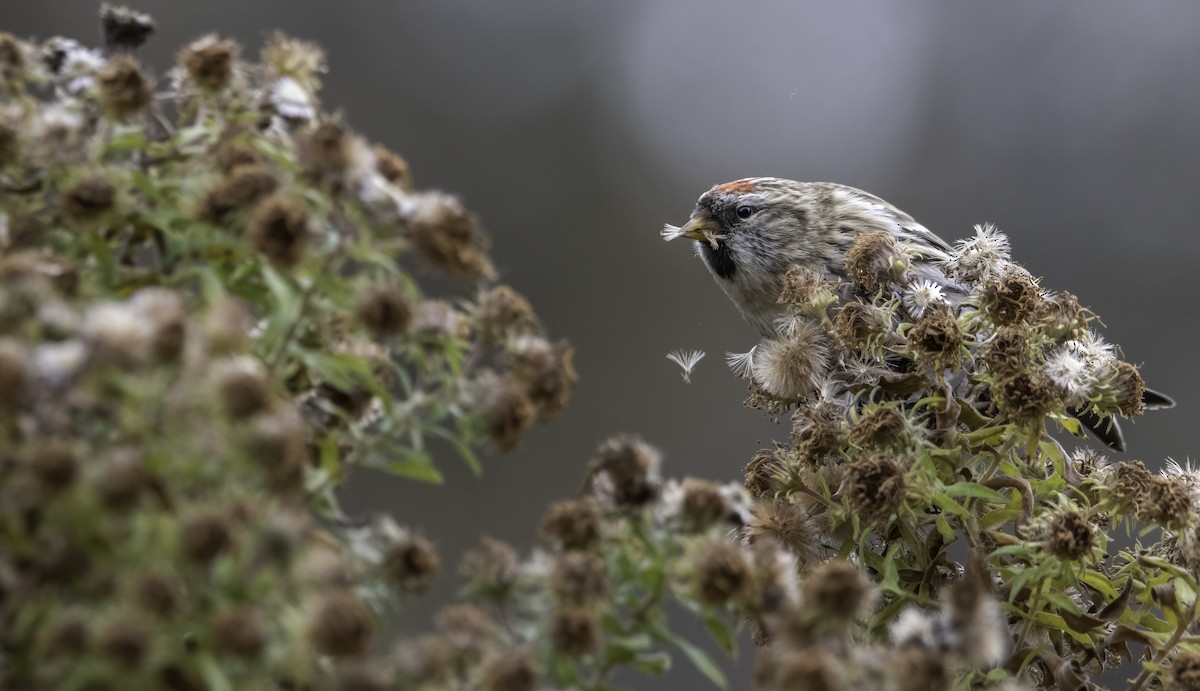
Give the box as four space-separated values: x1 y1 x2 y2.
693 541 751 606
383 532 440 594
832 301 888 353
1091 359 1146 417
1144 475 1194 531
95 449 149 511
551 606 601 657
98 616 150 669
902 279 948 319
210 607 266 657
26 439 77 492
680 477 731 530
62 176 117 221
752 321 830 400
483 650 539 691
0 113 18 167
214 140 263 173
373 144 412 190
413 299 468 345
845 454 906 523
336 667 389 691
980 271 1042 327
996 371 1060 424
393 634 454 687
408 192 495 281
845 231 908 293
893 647 954 691
791 405 847 461
5 213 44 248
945 223 1012 284
945 574 1008 668
213 356 273 418
356 284 411 338
802 560 874 624
98 55 152 120
507 336 576 420
744 500 822 567
199 165 278 222
1037 291 1088 342
436 604 496 656
248 196 309 268
551 552 608 605
778 265 838 314
308 590 373 657
1042 346 1095 406
132 573 178 618
850 405 913 452
244 409 309 493
0 33 28 87
586 434 661 509
1043 504 1095 560
298 119 353 183
0 338 28 415
459 536 518 599
131 288 187 362
1169 651 1200 691
472 373 536 452
100 5 155 52
181 513 233 564
907 308 963 371
202 297 252 354
744 448 787 498
42 615 89 658
1105 461 1153 515
540 498 601 551
261 32 326 83
763 647 843 691
178 34 237 92
476 285 539 340
981 326 1030 381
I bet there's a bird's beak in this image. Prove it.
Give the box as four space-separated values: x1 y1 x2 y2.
660 216 722 248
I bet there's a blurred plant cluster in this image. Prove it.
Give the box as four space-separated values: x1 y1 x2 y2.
1 7 1197 691
0 6 576 689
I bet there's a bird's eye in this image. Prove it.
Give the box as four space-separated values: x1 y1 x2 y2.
735 205 755 219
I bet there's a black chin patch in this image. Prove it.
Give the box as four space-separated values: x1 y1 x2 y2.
700 240 736 279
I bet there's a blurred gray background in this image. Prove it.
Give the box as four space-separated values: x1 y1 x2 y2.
5 1 1199 687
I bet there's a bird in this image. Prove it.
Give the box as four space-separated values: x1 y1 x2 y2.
662 177 1171 450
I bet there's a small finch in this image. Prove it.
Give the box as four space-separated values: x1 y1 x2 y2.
663 177 1171 450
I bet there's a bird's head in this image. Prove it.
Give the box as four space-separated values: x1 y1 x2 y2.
662 177 825 336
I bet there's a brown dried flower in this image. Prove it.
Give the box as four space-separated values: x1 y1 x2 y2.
383 532 440 594
408 193 495 281
98 55 152 120
980 271 1041 326
62 176 117 222
693 541 751 606
844 454 906 523
248 196 309 268
373 144 412 190
540 498 601 551
356 284 411 338
308 590 373 657
551 552 608 605
179 34 237 92
845 231 908 293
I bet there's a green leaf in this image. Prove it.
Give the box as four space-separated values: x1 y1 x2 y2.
654 626 728 689
702 613 737 658
631 651 672 675
378 451 444 484
931 492 970 518
943 482 1006 503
